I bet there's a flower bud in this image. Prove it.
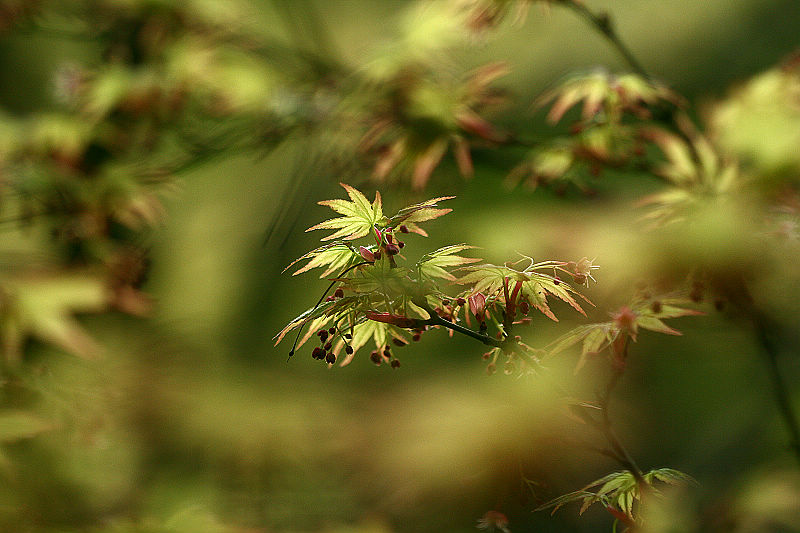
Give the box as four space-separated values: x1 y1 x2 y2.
325 352 336 364
390 359 400 369
399 225 409 233
359 246 375 262
345 345 354 355
334 289 344 298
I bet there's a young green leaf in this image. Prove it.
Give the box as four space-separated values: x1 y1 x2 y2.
387 195 455 236
416 244 481 281
306 183 385 241
283 242 362 278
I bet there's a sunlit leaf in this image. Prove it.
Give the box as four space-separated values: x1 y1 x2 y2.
283 242 362 278
417 244 480 281
306 183 384 241
0 411 54 442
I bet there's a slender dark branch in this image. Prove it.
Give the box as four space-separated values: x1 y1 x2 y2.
425 311 504 349
597 342 645 484
754 316 800 466
287 260 370 360
560 1 651 80
414 300 504 349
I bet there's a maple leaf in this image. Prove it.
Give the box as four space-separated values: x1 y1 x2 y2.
387 195 455 236
536 70 681 124
282 242 362 278
2 272 109 362
306 183 385 241
458 261 588 321
332 319 407 366
547 295 703 371
416 244 481 281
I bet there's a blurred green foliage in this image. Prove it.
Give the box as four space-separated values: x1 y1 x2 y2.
0 1 799 532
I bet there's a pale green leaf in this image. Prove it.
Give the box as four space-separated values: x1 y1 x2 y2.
0 411 54 442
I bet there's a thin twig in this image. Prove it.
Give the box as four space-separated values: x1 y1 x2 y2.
754 315 800 466
597 340 645 484
560 1 651 80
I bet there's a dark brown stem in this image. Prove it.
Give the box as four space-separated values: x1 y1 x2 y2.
560 1 650 80
598 340 646 485
754 316 800 466
414 300 505 349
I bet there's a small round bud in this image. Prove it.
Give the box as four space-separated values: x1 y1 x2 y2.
344 333 352 340
399 225 409 233
324 341 332 351
519 302 530 315
325 352 336 364
383 347 392 358
412 333 421 342
334 289 344 298
397 241 405 248
650 300 662 314
390 359 400 369
370 351 381 365
328 327 336 334
312 347 322 359
345 345 354 355
373 250 382 260
318 330 328 342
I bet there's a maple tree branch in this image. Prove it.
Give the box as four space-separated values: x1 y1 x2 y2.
598 342 646 485
414 300 504 349
560 1 650 80
753 316 800 466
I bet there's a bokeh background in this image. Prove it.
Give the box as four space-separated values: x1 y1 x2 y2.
1 1 799 532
